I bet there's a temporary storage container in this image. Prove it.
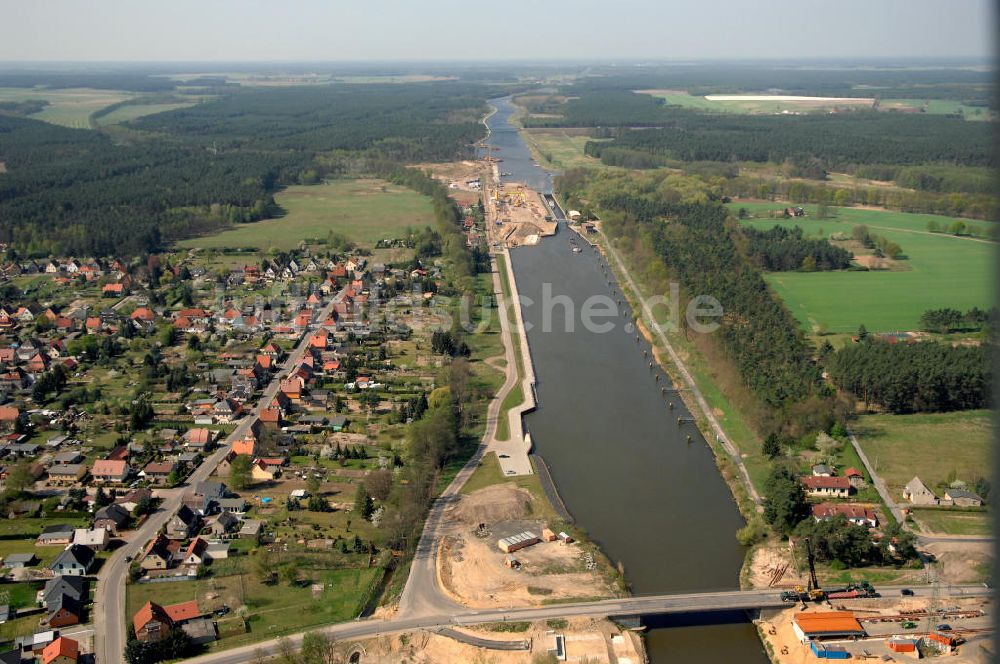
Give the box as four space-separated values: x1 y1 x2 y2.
809 642 850 659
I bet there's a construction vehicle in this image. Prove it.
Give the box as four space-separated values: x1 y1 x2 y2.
826 581 879 599
781 540 879 602
780 538 825 602
777 540 882 601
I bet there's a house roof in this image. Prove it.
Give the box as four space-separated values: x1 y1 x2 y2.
95 503 130 524
48 464 84 477
4 552 36 565
92 459 128 477
43 576 87 603
184 538 208 559
164 600 201 623
41 636 78 664
51 545 95 570
794 611 864 636
133 601 173 634
73 528 109 547
118 488 152 506
107 445 129 461
905 476 935 495
184 428 214 444
811 503 877 524
40 524 75 537
800 476 851 490
945 488 982 501
173 504 198 525
143 461 176 475
844 467 863 478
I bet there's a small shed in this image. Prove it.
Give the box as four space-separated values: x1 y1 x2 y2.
887 637 917 653
541 528 557 542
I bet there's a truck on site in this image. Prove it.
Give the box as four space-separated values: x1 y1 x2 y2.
779 538 878 603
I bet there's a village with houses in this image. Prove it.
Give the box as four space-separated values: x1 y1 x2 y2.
0 193 497 662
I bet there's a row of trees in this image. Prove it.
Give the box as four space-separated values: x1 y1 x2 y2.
851 225 903 259
920 307 996 334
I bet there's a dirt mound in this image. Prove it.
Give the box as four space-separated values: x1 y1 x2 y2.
455 484 532 524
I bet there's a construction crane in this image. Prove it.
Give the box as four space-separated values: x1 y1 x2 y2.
781 537 879 603
781 538 828 603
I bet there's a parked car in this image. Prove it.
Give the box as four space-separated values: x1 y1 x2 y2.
936 624 952 632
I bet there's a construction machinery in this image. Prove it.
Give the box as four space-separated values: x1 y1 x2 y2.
779 538 877 602
781 537 825 602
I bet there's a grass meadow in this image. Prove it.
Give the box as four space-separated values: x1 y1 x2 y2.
178 179 436 252
0 87 133 128
732 202 995 333
855 410 992 499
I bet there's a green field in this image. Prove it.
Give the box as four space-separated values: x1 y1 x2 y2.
909 508 992 536
523 129 606 171
126 565 379 651
855 410 992 499
0 87 133 128
178 179 436 251
881 98 995 121
94 101 198 125
732 202 995 333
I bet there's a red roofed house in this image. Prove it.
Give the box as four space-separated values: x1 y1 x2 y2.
251 459 279 482
0 406 20 431
180 538 209 567
259 407 281 427
843 467 866 489
800 475 852 499
279 377 302 402
106 445 130 462
142 461 176 484
133 601 175 643
41 636 78 664
811 502 878 528
91 459 130 484
130 307 156 324
163 599 202 624
232 427 257 457
102 283 125 296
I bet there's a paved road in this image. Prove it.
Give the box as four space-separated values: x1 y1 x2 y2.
182 584 990 664
93 295 338 664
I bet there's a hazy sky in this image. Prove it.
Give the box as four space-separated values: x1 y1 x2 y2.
1 0 993 62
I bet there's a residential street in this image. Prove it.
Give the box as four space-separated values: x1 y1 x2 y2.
93 295 337 664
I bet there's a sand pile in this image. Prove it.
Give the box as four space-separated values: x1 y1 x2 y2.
455 484 532 524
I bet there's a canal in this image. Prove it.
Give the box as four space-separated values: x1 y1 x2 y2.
485 97 770 663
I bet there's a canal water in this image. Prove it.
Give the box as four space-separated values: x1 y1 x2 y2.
484 98 770 662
